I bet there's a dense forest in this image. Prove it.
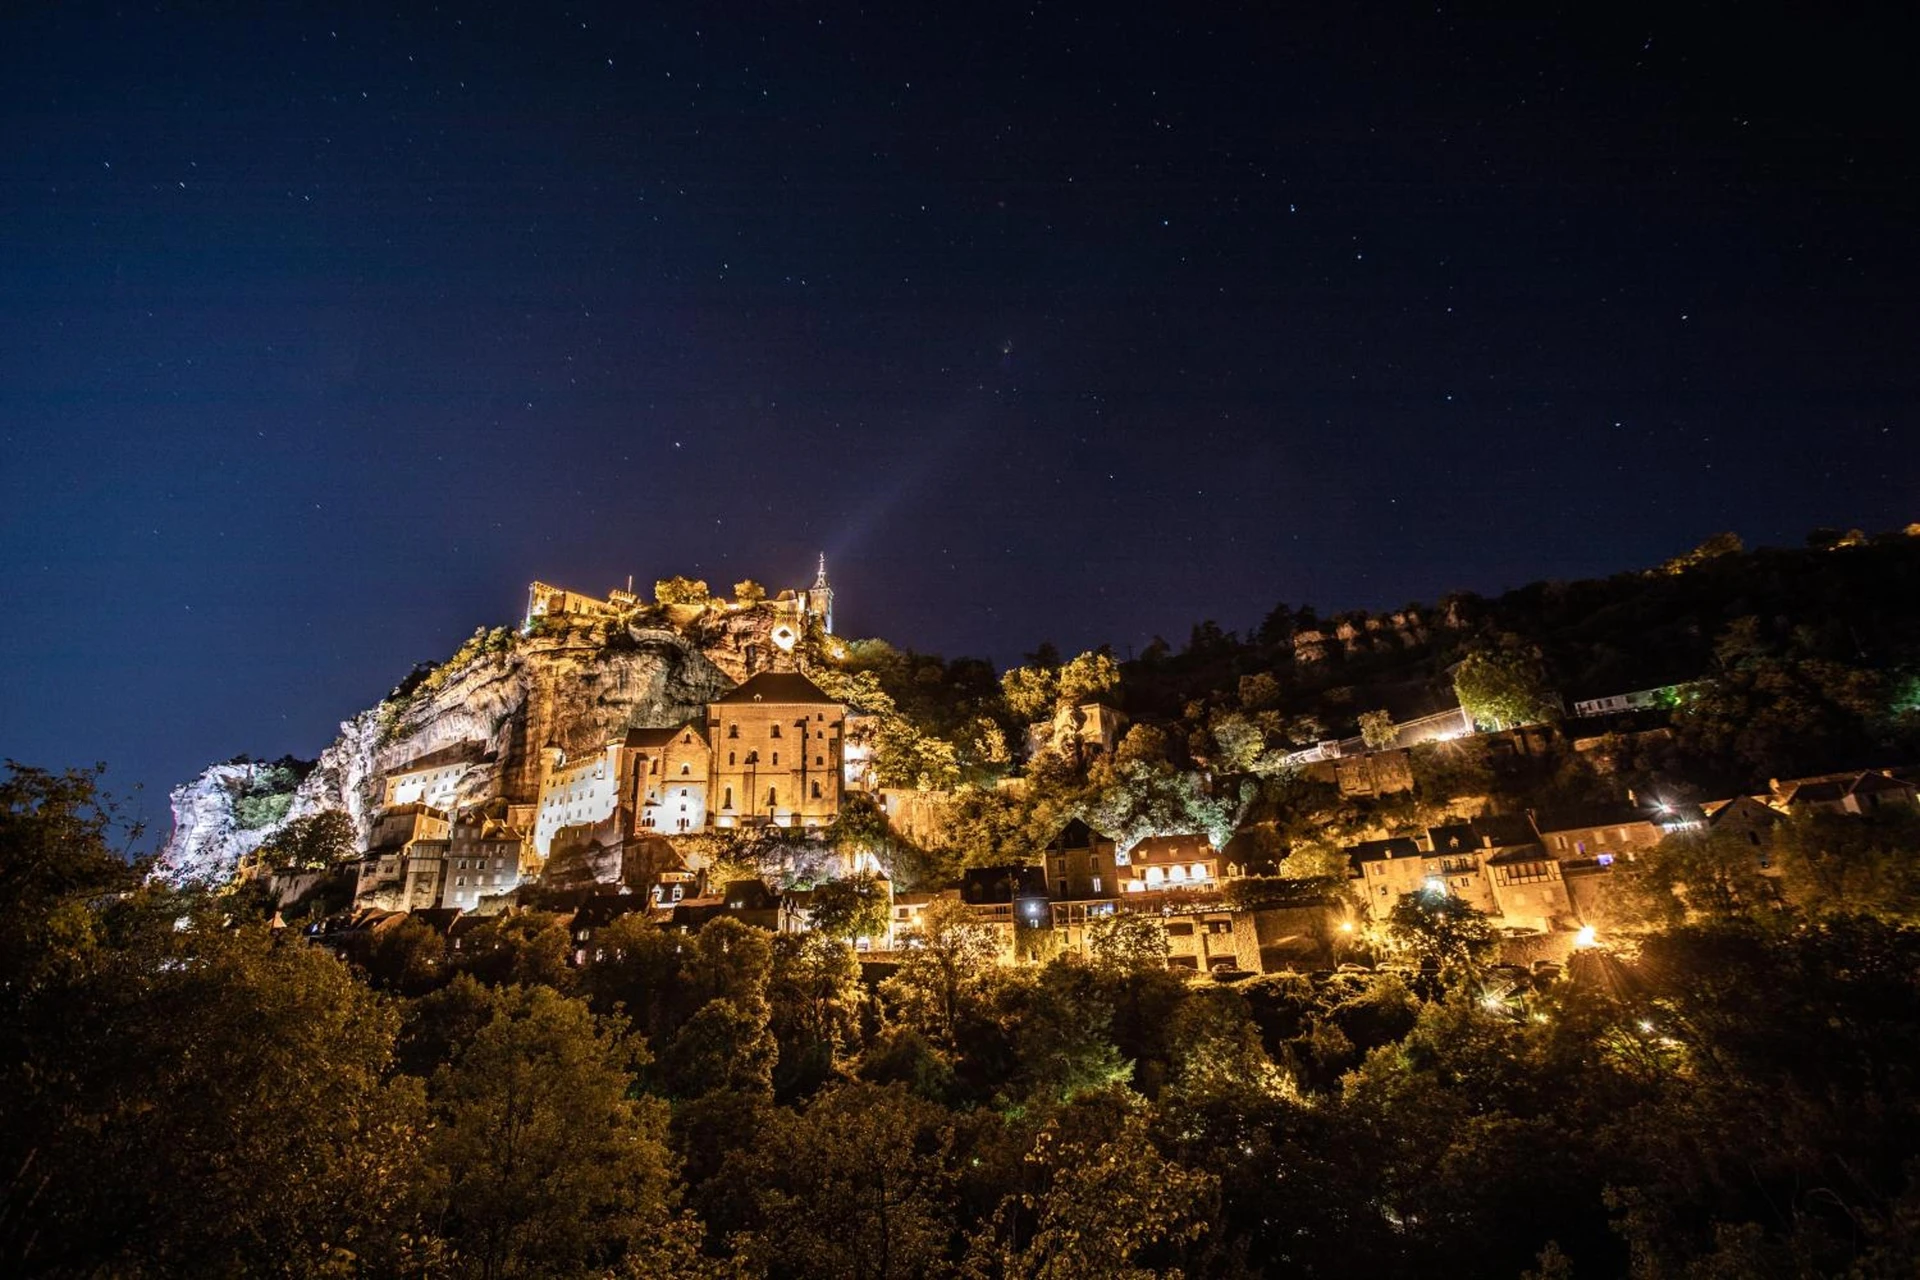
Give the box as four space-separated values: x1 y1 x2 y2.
7 763 1920 1277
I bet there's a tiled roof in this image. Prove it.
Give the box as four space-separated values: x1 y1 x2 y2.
713 671 839 706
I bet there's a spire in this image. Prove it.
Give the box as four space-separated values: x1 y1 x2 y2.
810 554 835 635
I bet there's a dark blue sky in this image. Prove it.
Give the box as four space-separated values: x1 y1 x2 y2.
3 3 1915 832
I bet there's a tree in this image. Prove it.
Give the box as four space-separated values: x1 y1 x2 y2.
730 1083 956 1279
660 997 778 1098
1659 531 1744 575
654 575 711 605
967 1094 1217 1279
255 808 357 871
1082 757 1241 854
1453 646 1559 731
429 985 687 1278
885 897 999 1045
1358 708 1397 752
1386 890 1497 977
734 579 767 604
0 762 144 999
766 931 862 1098
809 872 891 942
1086 912 1170 974
1056 649 1121 707
1001 665 1058 722
1618 829 1781 928
3 919 430 1276
453 911 576 991
357 914 448 995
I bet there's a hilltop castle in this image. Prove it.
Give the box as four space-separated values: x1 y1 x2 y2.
524 555 834 641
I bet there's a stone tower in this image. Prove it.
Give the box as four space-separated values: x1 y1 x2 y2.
810 553 835 635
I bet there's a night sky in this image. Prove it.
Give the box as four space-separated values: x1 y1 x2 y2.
3 3 1915 830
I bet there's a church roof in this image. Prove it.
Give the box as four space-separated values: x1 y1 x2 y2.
623 721 705 749
713 671 838 706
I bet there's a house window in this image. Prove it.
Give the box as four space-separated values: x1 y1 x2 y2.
811 781 821 799
680 763 690 775
1092 875 1103 894
729 752 736 766
770 724 781 739
772 752 779 766
723 787 734 809
728 724 739 739
767 787 778 807
680 788 688 797
815 756 824 766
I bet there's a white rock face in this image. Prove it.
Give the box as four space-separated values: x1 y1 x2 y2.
160 609 795 886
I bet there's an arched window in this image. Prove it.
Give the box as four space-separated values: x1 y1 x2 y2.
680 762 690 775
728 752 736 766
770 724 781 739
767 787 778 807
772 752 779 766
723 787 733 809
811 780 822 799
728 724 739 739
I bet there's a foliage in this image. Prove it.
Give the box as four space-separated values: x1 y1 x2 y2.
429 984 684 1278
1386 889 1498 977
227 756 309 829
1000 649 1120 723
884 897 1000 1045
1086 911 1170 974
1358 707 1397 751
734 578 767 604
654 575 712 605
254 807 357 871
1659 530 1744 575
808 871 891 942
1081 756 1243 853
1453 644 1560 731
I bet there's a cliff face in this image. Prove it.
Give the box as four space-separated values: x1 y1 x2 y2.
160 605 801 885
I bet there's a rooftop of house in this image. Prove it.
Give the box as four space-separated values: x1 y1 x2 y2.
624 721 707 750
1486 842 1553 866
1777 770 1916 804
961 865 1049 903
1530 804 1665 835
1346 836 1423 867
1046 817 1105 851
713 671 839 707
1129 834 1217 862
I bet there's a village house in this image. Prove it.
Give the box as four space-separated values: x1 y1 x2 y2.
351 804 452 912
1119 833 1221 894
1771 770 1919 816
1042 818 1121 900
440 801 538 913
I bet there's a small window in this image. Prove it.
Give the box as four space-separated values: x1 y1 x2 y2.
729 752 736 766
772 752 779 766
728 724 739 739
770 724 782 739
680 762 691 775
815 756 824 766
811 780 822 799
767 787 778 806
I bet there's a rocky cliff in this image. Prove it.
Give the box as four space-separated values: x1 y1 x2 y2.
160 604 806 885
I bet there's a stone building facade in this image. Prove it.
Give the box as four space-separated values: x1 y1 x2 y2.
708 671 845 829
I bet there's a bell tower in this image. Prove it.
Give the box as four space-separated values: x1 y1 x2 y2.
810 553 834 635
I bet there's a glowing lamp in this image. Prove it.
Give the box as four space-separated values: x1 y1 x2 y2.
1574 925 1598 949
